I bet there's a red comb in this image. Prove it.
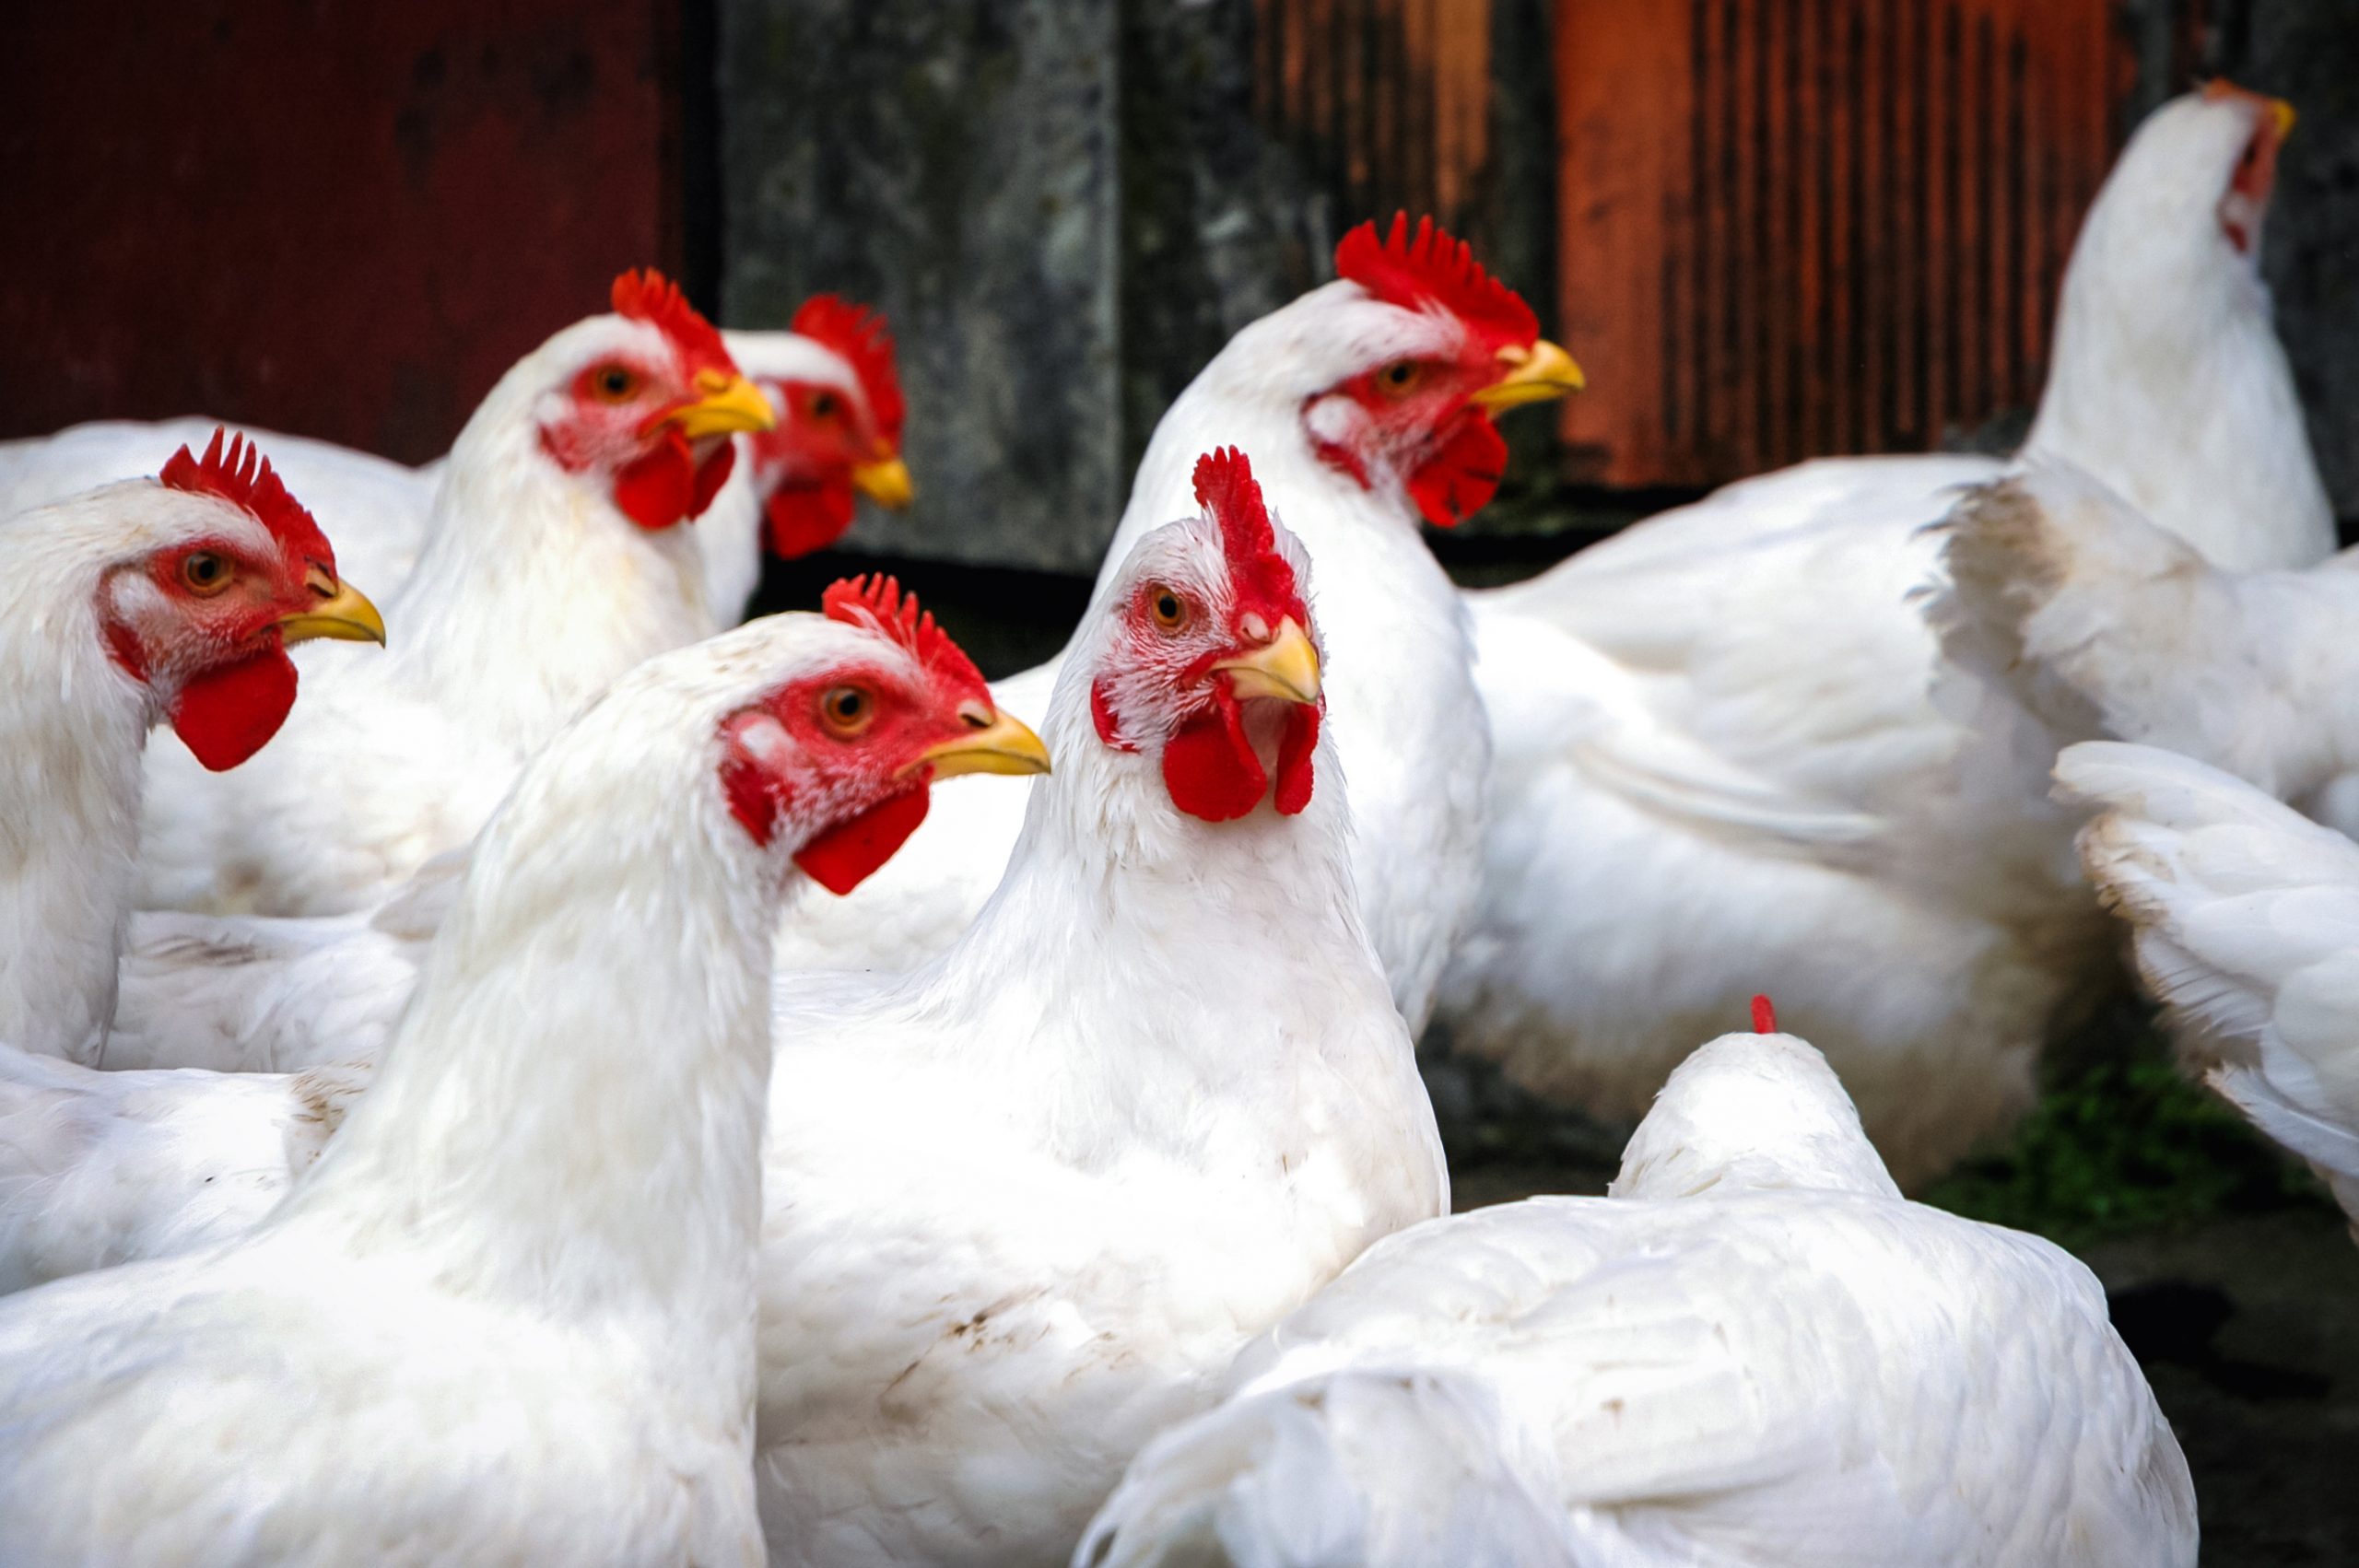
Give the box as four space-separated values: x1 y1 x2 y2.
158 429 333 567
1751 995 1777 1034
1191 448 1303 623
1333 214 1538 352
792 295 907 445
611 267 734 375
821 575 985 696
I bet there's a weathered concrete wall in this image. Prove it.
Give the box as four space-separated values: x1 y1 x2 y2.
720 0 1124 574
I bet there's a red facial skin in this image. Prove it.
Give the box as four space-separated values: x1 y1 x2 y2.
541 354 742 532
541 269 749 532
100 533 332 771
1311 356 1518 529
102 432 352 771
2206 83 2291 256
1312 215 1544 529
721 577 997 893
745 377 896 558
1090 449 1323 823
751 295 910 559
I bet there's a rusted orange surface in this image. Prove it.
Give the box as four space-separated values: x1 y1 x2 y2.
1555 0 2134 486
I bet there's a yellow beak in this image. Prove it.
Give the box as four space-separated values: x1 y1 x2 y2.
1214 616 1321 705
279 568 386 647
1469 339 1586 412
2270 98 2297 140
908 704 1052 779
664 369 780 439
851 455 916 509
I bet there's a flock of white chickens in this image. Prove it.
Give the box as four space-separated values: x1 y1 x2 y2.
0 76 2340 1565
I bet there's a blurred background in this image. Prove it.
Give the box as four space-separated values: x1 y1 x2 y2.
6 3 2358 1557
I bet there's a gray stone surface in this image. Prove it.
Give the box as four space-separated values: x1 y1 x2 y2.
719 0 1123 574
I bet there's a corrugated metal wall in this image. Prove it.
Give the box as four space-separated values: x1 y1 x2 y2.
1252 0 1497 232
1555 0 2135 488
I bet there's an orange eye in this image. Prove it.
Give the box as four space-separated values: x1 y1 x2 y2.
1377 359 1426 399
590 363 641 403
180 551 232 596
819 685 874 737
1146 584 1190 633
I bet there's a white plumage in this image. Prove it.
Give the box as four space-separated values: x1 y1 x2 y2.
0 418 430 591
0 461 381 1064
2060 741 2359 1233
132 301 770 918
769 262 1547 1036
1935 460 2359 836
0 609 1030 1564
0 326 874 630
750 487 1449 1565
1078 1027 2197 1568
1434 86 2331 1183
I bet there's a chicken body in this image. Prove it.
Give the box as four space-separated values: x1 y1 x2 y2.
752 485 1448 1565
771 231 1575 1036
0 322 903 630
134 286 772 917
0 449 379 1063
1079 1028 2196 1568
2061 742 2359 1234
0 610 1039 1563
1935 462 2359 836
1435 86 2332 1182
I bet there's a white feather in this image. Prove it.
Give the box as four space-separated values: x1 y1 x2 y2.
1080 1032 2197 1568
2060 741 2359 1230
1435 88 2333 1185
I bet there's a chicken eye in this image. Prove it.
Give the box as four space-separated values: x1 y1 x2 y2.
1377 359 1426 398
819 685 874 738
809 392 839 420
180 551 232 596
1146 584 1191 633
590 364 641 404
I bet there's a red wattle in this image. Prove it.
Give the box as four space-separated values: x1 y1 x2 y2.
170 649 299 772
1163 687 1268 823
1274 703 1319 815
721 749 790 847
764 480 858 558
613 428 699 530
1407 415 1508 528
1089 680 1138 753
690 439 737 517
794 785 932 895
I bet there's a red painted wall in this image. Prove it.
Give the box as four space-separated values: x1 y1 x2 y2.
0 1 684 462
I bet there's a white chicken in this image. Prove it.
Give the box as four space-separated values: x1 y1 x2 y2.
133 269 778 918
0 433 381 1064
0 579 1047 1293
1433 83 2331 1183
0 603 1049 1567
751 452 1448 1566
1077 1015 2197 1568
2060 741 2359 1234
0 298 914 627
1934 460 2359 836
774 217 1581 1037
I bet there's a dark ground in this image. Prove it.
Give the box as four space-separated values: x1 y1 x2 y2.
764 527 2359 1564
